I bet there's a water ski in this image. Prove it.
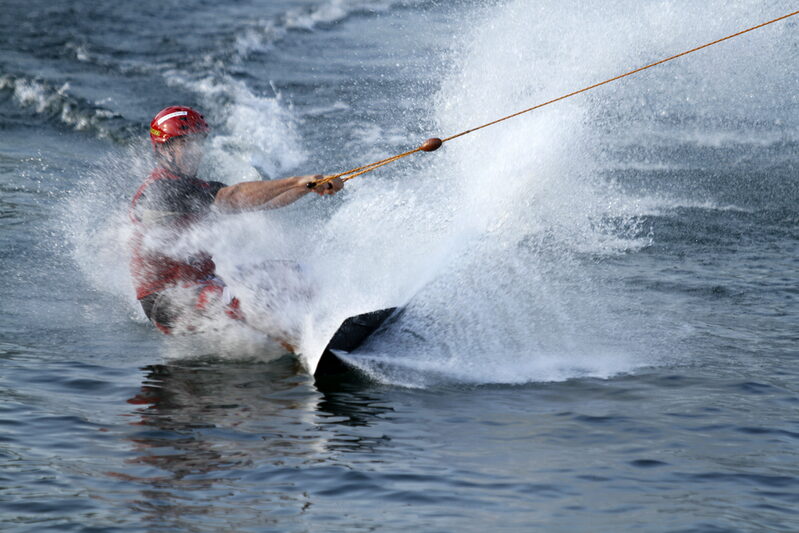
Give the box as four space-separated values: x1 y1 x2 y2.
313 307 398 378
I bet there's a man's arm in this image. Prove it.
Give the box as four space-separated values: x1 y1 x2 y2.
214 174 342 212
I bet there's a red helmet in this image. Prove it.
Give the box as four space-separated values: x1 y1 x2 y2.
149 106 209 145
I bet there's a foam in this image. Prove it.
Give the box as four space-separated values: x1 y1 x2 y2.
235 0 402 58
162 71 306 183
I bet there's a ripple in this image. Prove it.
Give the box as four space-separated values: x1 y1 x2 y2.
629 459 669 468
676 472 798 489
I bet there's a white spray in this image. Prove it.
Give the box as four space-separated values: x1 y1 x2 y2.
69 0 798 383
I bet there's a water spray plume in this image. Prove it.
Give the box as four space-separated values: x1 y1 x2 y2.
309 8 799 189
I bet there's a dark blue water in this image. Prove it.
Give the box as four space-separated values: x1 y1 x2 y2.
2 1 798 531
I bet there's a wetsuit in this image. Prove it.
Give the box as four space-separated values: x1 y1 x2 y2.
129 167 242 333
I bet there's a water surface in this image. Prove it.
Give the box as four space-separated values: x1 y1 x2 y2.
1 0 798 531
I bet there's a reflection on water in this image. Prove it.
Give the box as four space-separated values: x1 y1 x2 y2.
111 358 393 530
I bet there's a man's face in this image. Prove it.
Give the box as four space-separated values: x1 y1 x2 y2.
166 135 206 176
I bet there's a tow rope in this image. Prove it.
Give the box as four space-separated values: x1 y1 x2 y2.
309 9 799 189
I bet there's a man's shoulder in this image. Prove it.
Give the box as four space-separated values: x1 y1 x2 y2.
186 177 227 195
133 168 227 217
140 169 226 197
182 178 227 199
137 168 179 194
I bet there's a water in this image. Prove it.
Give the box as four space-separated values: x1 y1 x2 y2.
1 0 798 531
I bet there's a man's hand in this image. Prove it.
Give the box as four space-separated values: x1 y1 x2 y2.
300 175 344 196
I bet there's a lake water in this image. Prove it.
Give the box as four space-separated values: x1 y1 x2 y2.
1 1 798 531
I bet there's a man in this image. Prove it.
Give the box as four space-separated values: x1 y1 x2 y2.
130 105 343 334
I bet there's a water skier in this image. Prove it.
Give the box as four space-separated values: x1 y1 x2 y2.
129 106 343 335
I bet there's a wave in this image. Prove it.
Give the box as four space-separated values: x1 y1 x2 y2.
0 74 137 141
162 70 307 183
235 0 409 58
631 196 754 215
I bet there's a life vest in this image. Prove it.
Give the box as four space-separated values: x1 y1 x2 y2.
129 168 221 300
